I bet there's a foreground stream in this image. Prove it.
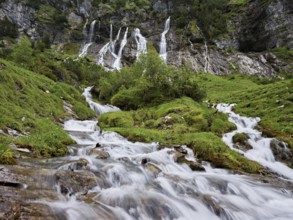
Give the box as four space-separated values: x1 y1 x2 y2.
1 89 293 220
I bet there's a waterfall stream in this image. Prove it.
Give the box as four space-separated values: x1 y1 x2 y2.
28 92 293 220
97 26 128 70
79 20 97 57
134 28 147 58
217 104 293 180
159 17 171 63
113 28 129 70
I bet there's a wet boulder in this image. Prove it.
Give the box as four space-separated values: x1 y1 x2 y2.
55 170 99 194
89 148 110 159
270 139 293 166
232 133 252 152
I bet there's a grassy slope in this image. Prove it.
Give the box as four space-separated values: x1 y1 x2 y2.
193 73 293 147
0 58 95 164
99 73 292 173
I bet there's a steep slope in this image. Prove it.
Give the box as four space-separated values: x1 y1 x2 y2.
0 58 95 164
0 0 292 76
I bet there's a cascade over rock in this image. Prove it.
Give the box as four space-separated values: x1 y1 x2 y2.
0 0 293 76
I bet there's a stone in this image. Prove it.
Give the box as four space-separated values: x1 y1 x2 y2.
89 148 110 159
173 151 185 162
55 170 99 194
188 161 206 172
144 163 161 176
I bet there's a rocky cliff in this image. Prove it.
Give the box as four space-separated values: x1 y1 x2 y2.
0 0 292 77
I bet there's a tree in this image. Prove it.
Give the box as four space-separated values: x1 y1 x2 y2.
11 36 33 66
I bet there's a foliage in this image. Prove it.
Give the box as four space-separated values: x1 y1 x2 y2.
97 50 206 109
171 0 229 40
0 16 18 39
97 97 261 173
0 58 95 163
11 36 33 66
191 73 293 149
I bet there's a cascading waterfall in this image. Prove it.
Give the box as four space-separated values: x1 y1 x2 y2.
112 27 128 70
159 17 171 63
82 86 120 115
204 42 210 72
218 104 293 180
79 20 97 57
134 28 147 58
88 20 97 42
28 89 293 220
97 25 127 70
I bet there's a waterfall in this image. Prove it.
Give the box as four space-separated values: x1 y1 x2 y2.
134 28 147 58
218 104 293 180
82 19 88 38
97 43 110 66
159 17 171 63
88 20 97 42
82 86 120 115
204 42 210 72
78 20 96 57
112 27 128 70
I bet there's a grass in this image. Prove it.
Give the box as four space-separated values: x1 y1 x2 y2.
192 73 293 149
99 97 261 173
0 58 95 163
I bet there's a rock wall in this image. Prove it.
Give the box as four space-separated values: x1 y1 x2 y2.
0 0 292 76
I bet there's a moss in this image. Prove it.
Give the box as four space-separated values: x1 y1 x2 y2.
232 133 249 144
99 97 261 173
0 137 16 165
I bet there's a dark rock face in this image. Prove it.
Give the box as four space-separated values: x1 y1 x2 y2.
1 0 292 76
55 170 99 194
238 0 293 51
270 139 293 167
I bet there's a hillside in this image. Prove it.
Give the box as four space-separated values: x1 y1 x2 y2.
0 58 95 164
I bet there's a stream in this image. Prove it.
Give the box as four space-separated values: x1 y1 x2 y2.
2 89 293 220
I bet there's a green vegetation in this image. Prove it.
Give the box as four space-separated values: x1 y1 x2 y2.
99 97 260 173
97 49 205 109
0 58 95 163
190 73 293 149
0 16 18 39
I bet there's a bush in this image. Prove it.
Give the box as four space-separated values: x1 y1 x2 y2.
98 49 206 109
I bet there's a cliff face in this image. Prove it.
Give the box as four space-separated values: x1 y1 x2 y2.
238 0 293 52
0 0 292 77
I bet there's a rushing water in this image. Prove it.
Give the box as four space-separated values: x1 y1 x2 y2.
134 28 147 58
160 17 171 63
113 28 129 70
82 86 120 115
97 25 128 70
79 20 97 57
217 103 293 180
35 91 293 220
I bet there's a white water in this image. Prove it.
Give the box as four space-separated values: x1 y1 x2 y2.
113 27 128 70
97 42 110 66
159 17 170 63
134 28 147 58
79 20 97 57
204 42 210 72
82 86 120 115
218 104 293 180
78 42 92 57
88 20 97 42
41 90 293 220
97 25 128 70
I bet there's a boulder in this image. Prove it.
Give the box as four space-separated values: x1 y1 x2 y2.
55 170 99 194
89 148 110 159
